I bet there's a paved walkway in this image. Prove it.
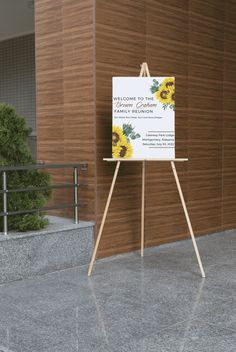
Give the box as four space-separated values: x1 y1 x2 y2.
0 230 235 351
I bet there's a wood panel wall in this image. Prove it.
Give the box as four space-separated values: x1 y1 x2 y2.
35 0 236 258
95 0 236 257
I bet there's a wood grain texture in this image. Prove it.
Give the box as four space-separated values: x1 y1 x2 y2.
35 0 95 219
222 0 236 230
188 0 223 236
35 0 236 258
95 0 236 258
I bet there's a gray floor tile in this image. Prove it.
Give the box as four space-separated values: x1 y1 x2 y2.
0 230 235 351
112 320 236 352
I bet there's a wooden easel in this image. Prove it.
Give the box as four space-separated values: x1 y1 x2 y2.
88 63 205 278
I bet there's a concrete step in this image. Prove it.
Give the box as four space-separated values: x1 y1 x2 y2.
0 216 94 284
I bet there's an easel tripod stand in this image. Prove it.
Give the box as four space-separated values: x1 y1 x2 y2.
88 63 205 278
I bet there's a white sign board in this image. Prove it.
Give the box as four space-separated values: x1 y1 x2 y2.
112 77 175 159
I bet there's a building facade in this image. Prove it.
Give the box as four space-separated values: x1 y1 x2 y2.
1 0 236 258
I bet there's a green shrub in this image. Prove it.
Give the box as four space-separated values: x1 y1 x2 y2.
0 104 51 232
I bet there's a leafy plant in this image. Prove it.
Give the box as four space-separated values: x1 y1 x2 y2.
163 103 175 111
0 104 51 232
122 123 140 143
150 79 161 94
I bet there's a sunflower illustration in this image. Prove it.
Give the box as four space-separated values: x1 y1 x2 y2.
112 125 125 146
155 87 170 104
151 77 175 110
162 77 175 91
167 90 175 105
112 139 133 158
112 124 140 158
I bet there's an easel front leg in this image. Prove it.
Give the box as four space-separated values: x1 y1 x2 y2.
88 161 121 276
171 161 206 278
141 160 145 257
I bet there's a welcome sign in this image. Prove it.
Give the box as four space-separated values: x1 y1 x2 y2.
112 77 175 159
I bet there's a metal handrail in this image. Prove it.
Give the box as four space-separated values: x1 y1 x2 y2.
0 163 88 235
0 162 88 171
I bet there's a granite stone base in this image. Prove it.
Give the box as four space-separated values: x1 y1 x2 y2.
0 216 94 284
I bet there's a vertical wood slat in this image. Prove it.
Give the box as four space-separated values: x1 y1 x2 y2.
223 0 236 229
35 0 95 220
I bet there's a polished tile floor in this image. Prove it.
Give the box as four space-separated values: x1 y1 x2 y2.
0 230 235 352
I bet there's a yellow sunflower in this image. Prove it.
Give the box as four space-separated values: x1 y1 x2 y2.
112 139 133 158
155 87 171 104
112 125 125 146
166 90 175 105
161 77 175 91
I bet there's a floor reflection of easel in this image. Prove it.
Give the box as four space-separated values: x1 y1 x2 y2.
88 63 205 278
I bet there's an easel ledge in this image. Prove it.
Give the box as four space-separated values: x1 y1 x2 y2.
104 158 188 162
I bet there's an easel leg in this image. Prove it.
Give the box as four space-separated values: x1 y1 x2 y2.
141 161 145 257
88 161 121 276
171 161 206 278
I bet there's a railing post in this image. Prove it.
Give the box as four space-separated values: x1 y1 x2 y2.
3 171 8 235
73 167 78 224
